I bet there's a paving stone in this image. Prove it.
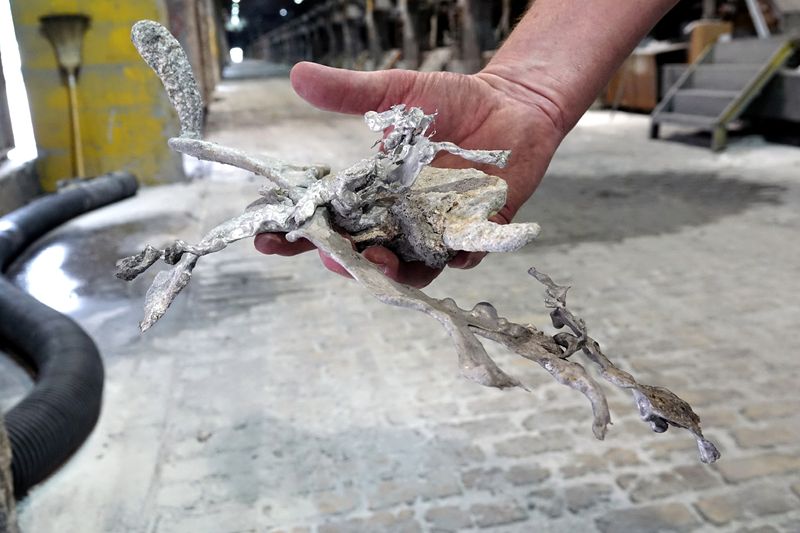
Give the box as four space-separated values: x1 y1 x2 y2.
505 465 550 486
423 506 472 532
469 501 528 528
616 474 637 491
313 490 360 516
741 402 800 421
494 430 573 457
731 425 799 448
620 465 720 503
452 444 486 465
418 473 462 501
521 406 587 430
595 503 702 533
672 465 720 490
715 453 800 483
564 483 614 513
367 480 419 510
318 509 421 533
678 388 743 408
698 408 740 428
525 489 563 519
560 453 608 479
461 467 506 492
694 484 799 525
438 417 518 439
154 501 264 533
733 526 780 533
619 473 683 503
603 447 642 467
646 438 705 462
780 518 800 532
465 393 537 416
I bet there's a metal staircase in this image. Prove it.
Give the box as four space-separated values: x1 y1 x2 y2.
650 36 798 151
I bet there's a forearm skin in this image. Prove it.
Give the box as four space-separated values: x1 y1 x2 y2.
482 0 679 134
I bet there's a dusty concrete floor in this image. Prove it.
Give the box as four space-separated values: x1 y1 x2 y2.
2 70 800 532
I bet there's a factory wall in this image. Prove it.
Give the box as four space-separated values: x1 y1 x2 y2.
11 0 184 190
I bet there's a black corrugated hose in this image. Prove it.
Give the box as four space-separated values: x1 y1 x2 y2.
0 172 138 497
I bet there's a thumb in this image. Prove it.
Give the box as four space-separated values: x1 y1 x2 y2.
290 62 416 115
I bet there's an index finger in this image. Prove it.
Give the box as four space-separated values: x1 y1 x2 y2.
254 233 316 256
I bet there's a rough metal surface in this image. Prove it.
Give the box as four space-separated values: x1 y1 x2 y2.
131 20 204 139
117 21 719 464
0 419 17 533
120 21 537 333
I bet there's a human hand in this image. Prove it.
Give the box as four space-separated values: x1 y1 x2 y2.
255 61 567 287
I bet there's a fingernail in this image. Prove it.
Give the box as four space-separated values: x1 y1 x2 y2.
254 234 278 253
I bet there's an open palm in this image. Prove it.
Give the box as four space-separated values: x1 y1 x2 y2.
255 62 566 287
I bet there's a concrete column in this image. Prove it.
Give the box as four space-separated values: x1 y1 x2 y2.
290 26 300 63
338 1 355 68
0 419 18 533
346 2 366 64
196 0 221 99
282 33 291 63
397 0 419 69
496 0 511 41
457 0 481 73
365 0 383 69
327 7 342 64
428 4 439 50
308 22 323 63
702 0 717 19
303 28 314 61
269 37 280 62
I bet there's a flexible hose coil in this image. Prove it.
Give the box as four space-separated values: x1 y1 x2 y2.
0 172 138 497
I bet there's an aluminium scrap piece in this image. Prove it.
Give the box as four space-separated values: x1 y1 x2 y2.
117 20 720 464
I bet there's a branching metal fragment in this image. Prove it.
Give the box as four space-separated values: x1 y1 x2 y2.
118 20 720 463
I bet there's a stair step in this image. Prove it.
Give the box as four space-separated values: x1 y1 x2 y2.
671 89 739 117
712 37 792 64
774 0 800 14
687 64 764 91
652 112 718 127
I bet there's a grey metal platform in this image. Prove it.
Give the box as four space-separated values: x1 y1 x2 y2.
651 36 798 151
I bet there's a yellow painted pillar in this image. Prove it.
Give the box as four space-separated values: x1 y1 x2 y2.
11 0 185 190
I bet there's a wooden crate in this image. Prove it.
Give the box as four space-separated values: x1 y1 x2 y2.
603 43 687 112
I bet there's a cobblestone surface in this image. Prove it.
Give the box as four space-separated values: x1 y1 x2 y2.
6 76 800 532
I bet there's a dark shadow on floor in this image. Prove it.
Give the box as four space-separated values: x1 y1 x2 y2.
515 171 784 248
658 120 800 149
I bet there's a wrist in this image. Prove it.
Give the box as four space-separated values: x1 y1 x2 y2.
476 65 572 140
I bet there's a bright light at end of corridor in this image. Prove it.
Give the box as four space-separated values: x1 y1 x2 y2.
0 0 37 162
280 8 288 17
230 47 244 64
